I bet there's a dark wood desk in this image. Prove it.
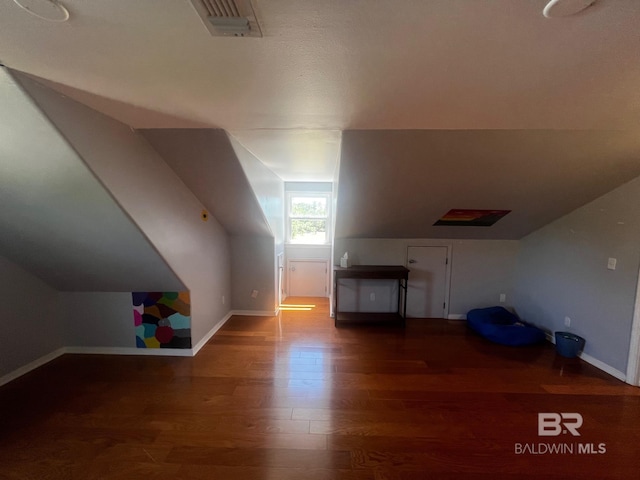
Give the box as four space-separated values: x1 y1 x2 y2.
333 265 409 326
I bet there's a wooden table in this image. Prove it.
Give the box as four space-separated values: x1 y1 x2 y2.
333 265 409 326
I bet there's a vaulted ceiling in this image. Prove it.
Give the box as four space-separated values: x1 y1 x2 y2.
1 0 639 240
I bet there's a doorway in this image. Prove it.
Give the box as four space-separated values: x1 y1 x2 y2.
287 259 329 297
406 246 451 318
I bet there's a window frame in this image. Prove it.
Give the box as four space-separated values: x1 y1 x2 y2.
285 191 332 245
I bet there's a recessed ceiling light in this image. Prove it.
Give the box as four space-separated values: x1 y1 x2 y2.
12 0 69 22
543 0 597 18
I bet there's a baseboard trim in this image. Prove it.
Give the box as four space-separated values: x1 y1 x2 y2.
579 352 626 382
447 314 467 320
545 333 626 382
64 346 194 357
192 311 234 355
231 309 278 317
0 311 239 386
0 347 66 387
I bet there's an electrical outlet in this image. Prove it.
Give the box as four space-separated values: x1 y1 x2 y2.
370 293 376 301
251 290 259 299
564 316 571 327
499 293 506 303
607 258 617 270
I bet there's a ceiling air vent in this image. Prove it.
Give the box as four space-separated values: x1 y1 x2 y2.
190 0 262 37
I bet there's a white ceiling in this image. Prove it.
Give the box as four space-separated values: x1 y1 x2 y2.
2 0 640 180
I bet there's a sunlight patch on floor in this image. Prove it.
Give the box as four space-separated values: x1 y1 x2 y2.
279 304 316 311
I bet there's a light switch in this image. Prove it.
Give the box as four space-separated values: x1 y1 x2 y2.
607 258 617 270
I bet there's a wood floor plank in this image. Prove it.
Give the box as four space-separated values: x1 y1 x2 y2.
153 430 328 450
259 396 406 410
40 411 310 434
165 446 351 468
310 419 474 438
293 407 442 424
177 465 375 480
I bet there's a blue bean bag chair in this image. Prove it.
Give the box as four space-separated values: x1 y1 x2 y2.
466 306 545 346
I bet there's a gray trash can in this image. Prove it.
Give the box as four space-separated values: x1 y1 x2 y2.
555 331 585 358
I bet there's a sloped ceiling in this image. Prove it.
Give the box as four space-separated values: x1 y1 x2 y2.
140 129 272 237
229 130 342 182
0 68 184 291
335 130 640 240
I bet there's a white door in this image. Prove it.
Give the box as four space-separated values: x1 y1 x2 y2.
406 246 449 318
288 260 328 297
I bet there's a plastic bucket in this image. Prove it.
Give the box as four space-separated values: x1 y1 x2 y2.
554 331 585 358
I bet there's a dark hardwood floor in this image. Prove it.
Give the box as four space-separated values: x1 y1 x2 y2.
1 297 639 479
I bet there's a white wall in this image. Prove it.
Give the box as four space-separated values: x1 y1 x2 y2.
231 236 277 313
333 238 519 315
450 240 520 313
0 256 63 379
513 175 640 374
143 129 281 313
228 134 285 312
16 73 232 345
60 292 134 348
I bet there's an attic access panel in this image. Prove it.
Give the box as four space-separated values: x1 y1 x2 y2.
434 209 511 227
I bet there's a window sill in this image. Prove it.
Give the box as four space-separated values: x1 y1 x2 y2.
285 243 332 248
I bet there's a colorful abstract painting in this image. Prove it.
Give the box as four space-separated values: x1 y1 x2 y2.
433 209 511 227
132 291 191 349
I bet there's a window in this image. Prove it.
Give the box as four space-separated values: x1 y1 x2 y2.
287 192 331 244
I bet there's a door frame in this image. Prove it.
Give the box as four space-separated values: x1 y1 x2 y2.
625 261 640 386
406 244 452 319
286 259 330 298
277 252 285 305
